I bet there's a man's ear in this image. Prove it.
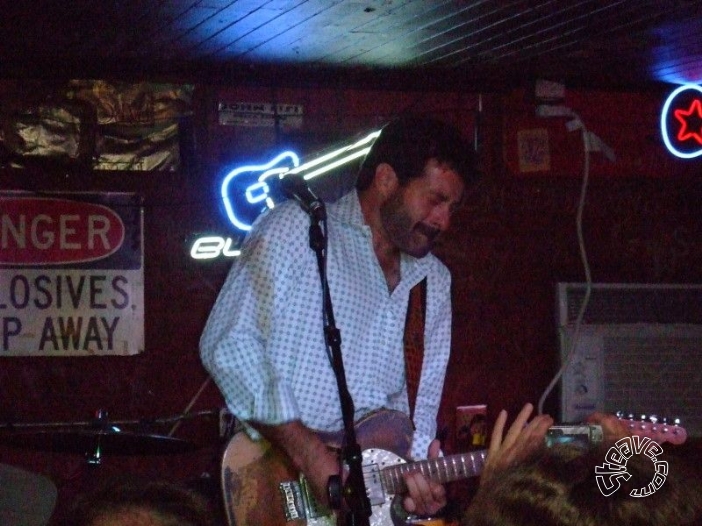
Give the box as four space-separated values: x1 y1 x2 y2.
374 163 398 198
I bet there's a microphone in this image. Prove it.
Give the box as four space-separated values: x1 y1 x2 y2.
280 175 326 220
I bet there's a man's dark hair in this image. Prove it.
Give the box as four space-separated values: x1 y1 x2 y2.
462 444 702 526
65 476 216 526
356 115 478 191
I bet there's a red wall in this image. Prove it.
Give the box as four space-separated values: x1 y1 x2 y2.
1 83 701 522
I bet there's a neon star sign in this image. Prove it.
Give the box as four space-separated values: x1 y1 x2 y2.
675 99 702 143
660 84 702 159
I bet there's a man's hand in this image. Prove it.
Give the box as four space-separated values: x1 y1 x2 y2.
481 403 553 484
401 439 447 517
252 420 340 509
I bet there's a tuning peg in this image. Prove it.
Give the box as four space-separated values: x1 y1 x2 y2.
647 415 659 433
619 412 637 431
670 418 681 435
659 417 667 432
616 411 636 422
618 414 688 445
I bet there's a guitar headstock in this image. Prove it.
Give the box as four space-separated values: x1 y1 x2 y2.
616 412 688 445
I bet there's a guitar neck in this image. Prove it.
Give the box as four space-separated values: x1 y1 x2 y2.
381 450 488 494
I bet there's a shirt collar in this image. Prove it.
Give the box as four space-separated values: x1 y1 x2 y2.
329 190 434 287
328 189 366 229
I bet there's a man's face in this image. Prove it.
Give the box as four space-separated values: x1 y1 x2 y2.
379 159 464 258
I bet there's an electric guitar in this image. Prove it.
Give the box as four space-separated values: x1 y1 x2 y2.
220 410 687 526
614 412 688 445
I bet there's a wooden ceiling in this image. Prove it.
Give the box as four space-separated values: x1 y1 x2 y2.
2 1 702 90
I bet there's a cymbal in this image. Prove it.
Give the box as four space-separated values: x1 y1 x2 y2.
0 428 198 457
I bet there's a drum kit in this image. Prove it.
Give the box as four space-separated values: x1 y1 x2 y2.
0 408 236 464
0 408 239 526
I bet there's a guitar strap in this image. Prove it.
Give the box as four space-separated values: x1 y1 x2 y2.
404 277 427 425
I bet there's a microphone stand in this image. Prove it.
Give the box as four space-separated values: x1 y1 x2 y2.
306 204 371 526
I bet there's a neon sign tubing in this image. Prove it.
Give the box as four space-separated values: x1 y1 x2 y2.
243 131 382 228
205 129 382 261
220 151 300 231
291 148 374 183
283 130 381 181
190 236 241 260
660 84 702 159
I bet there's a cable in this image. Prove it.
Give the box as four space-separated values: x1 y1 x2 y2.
537 112 593 417
168 376 212 437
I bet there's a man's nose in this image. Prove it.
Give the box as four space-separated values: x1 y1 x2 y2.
432 206 451 232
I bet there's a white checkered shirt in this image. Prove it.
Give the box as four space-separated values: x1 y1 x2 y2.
199 190 452 459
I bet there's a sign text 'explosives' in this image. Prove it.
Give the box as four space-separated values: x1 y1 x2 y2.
0 193 144 356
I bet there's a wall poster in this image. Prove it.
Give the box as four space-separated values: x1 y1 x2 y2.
0 191 144 356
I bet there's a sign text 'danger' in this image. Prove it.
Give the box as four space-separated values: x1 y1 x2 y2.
1 197 125 265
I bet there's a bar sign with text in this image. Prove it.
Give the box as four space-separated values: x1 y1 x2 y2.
0 192 144 356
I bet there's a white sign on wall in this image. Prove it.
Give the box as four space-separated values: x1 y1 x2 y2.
217 101 303 129
0 192 144 356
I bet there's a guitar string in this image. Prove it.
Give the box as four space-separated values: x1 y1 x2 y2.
358 453 487 490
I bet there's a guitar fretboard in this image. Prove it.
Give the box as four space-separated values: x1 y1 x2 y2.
380 450 488 494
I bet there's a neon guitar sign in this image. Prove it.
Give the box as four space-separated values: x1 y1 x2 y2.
191 130 380 260
660 84 702 159
221 151 301 232
221 130 381 232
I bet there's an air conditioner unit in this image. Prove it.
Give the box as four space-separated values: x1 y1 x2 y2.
557 282 702 438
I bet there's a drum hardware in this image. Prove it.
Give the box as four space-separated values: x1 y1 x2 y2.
0 408 220 431
0 408 223 464
218 407 238 439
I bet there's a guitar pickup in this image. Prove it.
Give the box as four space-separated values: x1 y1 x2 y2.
363 462 387 505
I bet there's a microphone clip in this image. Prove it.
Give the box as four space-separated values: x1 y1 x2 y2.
280 175 327 221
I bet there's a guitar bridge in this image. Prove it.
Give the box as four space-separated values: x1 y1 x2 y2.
279 476 331 521
279 480 307 521
299 474 332 518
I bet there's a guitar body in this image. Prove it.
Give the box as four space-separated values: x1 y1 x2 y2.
221 410 684 526
222 432 294 526
221 410 416 526
222 430 303 526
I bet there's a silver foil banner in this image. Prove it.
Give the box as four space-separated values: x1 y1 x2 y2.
0 80 193 171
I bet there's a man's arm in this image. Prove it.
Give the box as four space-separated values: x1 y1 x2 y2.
400 269 452 516
251 420 341 510
200 204 313 433
253 421 448 518
409 269 452 459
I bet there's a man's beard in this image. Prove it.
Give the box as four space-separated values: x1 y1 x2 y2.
379 191 440 258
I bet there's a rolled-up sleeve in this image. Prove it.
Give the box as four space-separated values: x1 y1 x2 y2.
199 205 310 432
